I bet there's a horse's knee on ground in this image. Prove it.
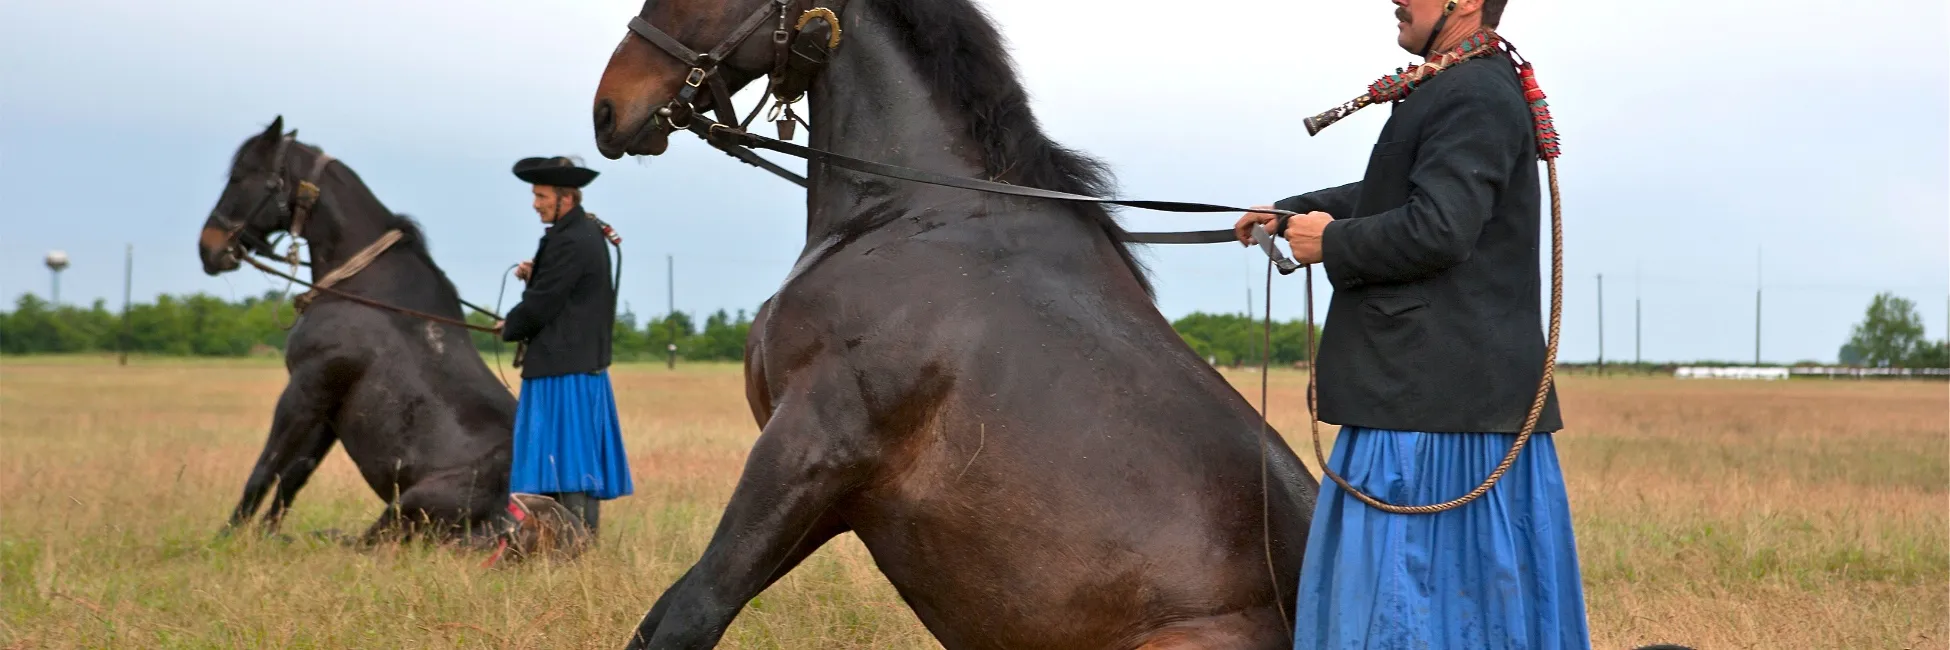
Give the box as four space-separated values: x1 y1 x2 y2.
388 484 505 542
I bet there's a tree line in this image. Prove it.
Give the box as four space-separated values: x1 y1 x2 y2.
8 290 1939 368
0 292 1315 364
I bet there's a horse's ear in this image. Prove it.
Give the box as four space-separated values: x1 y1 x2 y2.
263 115 284 140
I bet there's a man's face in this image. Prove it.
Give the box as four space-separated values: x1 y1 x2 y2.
1394 0 1447 54
532 185 563 223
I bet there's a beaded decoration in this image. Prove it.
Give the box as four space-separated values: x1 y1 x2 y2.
1307 29 1562 160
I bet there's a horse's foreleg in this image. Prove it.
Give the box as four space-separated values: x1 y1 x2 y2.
626 386 871 650
225 377 334 533
631 512 847 645
259 424 338 534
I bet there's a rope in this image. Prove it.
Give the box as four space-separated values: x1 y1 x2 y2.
240 255 499 334
1300 158 1563 514
294 229 404 312
492 263 521 391
1256 261 1291 641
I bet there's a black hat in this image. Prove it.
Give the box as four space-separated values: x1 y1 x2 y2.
512 156 599 188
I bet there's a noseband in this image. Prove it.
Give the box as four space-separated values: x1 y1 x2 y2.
212 135 335 264
623 0 847 142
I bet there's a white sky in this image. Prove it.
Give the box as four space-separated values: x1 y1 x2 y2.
2 0 1945 363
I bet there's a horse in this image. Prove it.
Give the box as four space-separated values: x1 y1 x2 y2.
197 117 521 547
591 1 1320 647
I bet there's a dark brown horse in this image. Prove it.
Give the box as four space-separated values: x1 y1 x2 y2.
198 117 518 546
592 1 1319 648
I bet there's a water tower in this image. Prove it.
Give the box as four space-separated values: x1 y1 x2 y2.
44 250 70 305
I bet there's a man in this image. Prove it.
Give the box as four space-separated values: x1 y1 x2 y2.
495 156 633 537
1234 0 1590 647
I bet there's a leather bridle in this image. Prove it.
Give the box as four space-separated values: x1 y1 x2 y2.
617 0 1300 253
212 134 334 266
622 0 846 146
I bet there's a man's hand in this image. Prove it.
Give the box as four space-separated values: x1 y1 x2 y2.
1233 206 1280 246
1284 212 1333 265
515 260 533 282
492 319 505 334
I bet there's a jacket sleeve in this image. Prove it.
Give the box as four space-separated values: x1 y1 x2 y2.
501 232 584 342
1319 81 1528 289
1274 181 1361 219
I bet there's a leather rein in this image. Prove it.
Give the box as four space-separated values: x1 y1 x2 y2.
619 0 1303 252
217 136 504 335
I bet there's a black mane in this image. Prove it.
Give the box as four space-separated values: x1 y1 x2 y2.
233 128 465 312
870 0 1153 295
380 212 466 309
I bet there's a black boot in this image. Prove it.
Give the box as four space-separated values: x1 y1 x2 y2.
555 492 600 538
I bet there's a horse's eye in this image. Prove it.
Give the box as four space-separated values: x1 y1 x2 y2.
264 178 279 191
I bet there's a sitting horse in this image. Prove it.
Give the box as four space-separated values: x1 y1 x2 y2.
591 1 1318 647
198 117 539 549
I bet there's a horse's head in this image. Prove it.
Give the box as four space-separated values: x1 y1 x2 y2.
592 0 795 158
198 116 307 275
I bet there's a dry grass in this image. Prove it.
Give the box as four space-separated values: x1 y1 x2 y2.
0 357 1943 649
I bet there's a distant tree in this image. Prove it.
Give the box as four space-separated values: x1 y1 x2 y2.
1909 340 1949 368
1843 292 1926 367
1170 312 1319 366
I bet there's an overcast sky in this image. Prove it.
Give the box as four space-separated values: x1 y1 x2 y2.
2 0 1944 363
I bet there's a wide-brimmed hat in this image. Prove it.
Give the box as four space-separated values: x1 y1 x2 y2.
512 156 599 188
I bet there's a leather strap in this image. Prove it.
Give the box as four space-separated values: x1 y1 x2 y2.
241 255 498 333
713 124 1296 217
684 121 1287 245
628 16 703 63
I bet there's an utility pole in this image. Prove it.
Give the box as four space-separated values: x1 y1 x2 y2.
1596 274 1605 375
1754 248 1763 366
666 254 676 370
1635 261 1642 367
1634 287 1642 367
120 245 133 366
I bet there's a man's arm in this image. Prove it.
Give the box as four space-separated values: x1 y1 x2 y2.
501 234 584 342
1320 82 1528 289
1274 182 1361 220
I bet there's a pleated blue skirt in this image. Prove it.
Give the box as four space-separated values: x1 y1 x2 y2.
1294 428 1591 650
510 370 634 500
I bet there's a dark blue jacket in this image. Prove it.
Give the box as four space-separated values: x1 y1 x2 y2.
1277 53 1562 433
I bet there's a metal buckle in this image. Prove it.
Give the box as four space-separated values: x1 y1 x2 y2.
1251 223 1301 275
684 68 706 87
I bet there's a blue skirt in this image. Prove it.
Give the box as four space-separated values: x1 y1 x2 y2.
510 371 634 500
1294 428 1591 650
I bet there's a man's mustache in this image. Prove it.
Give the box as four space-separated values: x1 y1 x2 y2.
1396 7 1412 23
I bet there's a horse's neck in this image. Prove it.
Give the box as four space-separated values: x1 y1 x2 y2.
303 179 398 281
802 4 986 243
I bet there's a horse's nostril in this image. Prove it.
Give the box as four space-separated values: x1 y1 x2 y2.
594 102 615 136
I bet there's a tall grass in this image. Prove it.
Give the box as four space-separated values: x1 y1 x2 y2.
1 358 1943 648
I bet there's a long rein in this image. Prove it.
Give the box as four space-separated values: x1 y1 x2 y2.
240 254 500 334
671 20 1563 517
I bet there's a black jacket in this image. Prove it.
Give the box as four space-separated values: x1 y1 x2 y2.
1276 53 1562 433
502 206 615 379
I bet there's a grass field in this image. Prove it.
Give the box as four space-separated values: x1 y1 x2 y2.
1 357 1944 649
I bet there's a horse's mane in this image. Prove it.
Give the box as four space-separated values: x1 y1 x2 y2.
380 212 466 309
869 0 1153 296
233 129 466 311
